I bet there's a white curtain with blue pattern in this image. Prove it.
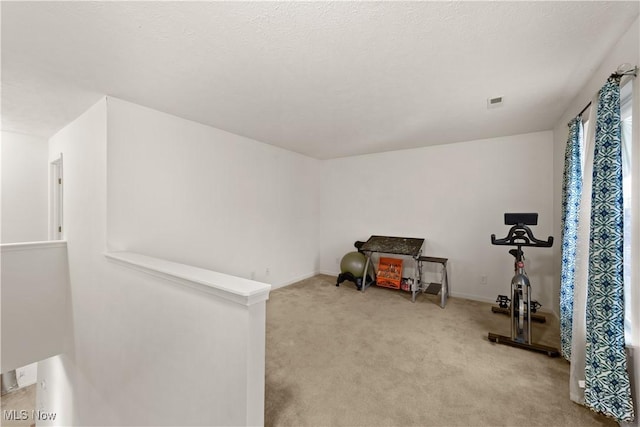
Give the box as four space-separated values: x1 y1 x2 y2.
566 77 635 422
584 76 634 422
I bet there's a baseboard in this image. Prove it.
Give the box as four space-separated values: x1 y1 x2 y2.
277 276 559 319
318 269 339 277
272 271 320 289
449 291 496 305
447 291 558 318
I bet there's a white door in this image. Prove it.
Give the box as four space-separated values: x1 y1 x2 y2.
50 155 63 240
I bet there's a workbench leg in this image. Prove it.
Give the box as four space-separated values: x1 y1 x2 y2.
440 264 449 308
412 257 421 303
362 256 371 293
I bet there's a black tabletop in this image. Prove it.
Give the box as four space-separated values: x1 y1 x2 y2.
360 235 424 257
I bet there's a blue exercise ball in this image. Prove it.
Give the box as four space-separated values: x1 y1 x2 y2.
340 251 366 278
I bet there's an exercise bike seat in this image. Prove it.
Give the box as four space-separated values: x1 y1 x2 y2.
509 249 524 259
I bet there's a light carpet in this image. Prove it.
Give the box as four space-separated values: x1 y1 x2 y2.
265 274 616 426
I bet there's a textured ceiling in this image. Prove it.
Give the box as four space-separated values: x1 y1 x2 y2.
2 1 638 159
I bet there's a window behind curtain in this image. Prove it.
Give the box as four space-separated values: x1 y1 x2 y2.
620 80 633 344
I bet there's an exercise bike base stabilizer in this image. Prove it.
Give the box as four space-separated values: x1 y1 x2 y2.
488 213 560 357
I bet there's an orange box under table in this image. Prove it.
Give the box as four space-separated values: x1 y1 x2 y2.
376 257 403 289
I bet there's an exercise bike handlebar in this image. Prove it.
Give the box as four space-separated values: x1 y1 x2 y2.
491 224 554 248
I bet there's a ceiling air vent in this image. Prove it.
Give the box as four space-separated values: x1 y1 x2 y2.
487 96 504 109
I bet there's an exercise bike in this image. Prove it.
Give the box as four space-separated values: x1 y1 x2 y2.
488 213 559 357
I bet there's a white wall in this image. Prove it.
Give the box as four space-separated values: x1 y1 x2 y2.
101 252 269 426
552 16 640 426
39 97 108 426
1 241 70 374
1 131 48 243
16 362 38 388
37 355 73 426
319 131 556 309
106 97 320 288
38 97 272 426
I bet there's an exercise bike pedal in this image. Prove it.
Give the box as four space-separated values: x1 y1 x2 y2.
530 300 542 313
495 294 510 309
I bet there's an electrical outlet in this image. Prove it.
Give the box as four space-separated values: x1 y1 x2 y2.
250 271 255 280
266 268 270 276
481 275 488 285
